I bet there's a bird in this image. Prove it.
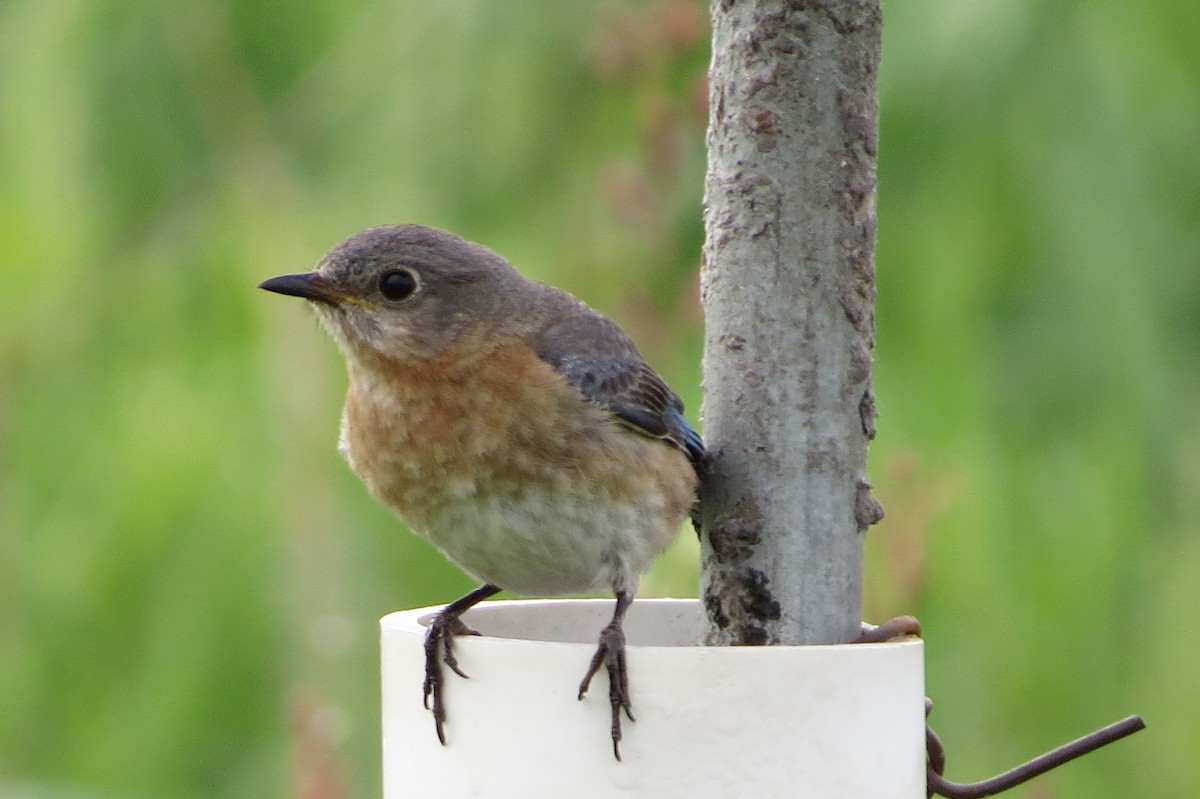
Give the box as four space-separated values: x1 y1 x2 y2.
259 224 703 759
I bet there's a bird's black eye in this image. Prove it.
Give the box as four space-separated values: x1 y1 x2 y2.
378 269 418 301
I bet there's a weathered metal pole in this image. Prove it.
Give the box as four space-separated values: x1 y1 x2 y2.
700 0 884 645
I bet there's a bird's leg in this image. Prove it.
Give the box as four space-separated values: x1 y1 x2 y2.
423 583 502 745
578 589 635 760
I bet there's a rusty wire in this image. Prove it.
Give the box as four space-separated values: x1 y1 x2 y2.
924 698 1145 798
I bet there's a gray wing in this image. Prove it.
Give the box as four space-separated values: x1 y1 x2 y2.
533 307 704 467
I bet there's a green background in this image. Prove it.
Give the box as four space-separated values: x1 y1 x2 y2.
2 1 1196 796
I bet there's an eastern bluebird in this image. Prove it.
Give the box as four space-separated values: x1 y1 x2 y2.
260 224 703 759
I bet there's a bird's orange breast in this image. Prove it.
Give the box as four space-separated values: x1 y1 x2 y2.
338 337 697 594
343 340 654 517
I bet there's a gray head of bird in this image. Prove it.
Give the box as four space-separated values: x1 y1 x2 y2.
259 225 537 364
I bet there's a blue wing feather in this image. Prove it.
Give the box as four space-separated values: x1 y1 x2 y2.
533 305 704 468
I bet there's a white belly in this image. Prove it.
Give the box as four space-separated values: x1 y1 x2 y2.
418 484 679 596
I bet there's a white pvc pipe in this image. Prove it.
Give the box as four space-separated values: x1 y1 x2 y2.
382 598 925 798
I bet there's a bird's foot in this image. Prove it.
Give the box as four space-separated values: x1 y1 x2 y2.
578 620 635 761
857 614 922 643
423 612 481 744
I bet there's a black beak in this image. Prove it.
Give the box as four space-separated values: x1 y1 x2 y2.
258 272 342 304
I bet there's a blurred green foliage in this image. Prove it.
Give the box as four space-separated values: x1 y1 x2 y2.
0 0 1195 797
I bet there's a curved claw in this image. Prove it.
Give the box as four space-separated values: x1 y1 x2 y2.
420 584 501 746
422 614 467 744
579 621 635 761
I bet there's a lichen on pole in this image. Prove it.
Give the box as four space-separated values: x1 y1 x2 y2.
699 0 884 646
